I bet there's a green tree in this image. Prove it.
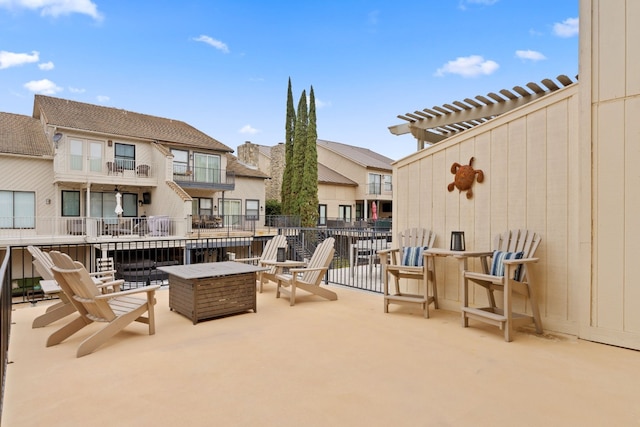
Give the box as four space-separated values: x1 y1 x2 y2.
299 86 319 227
281 78 296 214
290 89 308 216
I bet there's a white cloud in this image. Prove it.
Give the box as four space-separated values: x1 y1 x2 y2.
0 50 39 69
239 125 259 135
0 0 103 21
38 61 54 70
96 95 109 103
435 55 499 78
68 87 85 93
553 17 579 38
193 35 230 53
315 99 331 108
515 50 546 61
24 78 62 95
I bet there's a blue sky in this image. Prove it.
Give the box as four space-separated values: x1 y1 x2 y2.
0 0 579 160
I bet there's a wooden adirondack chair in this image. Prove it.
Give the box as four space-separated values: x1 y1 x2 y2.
27 246 117 328
235 234 288 293
461 229 542 342
49 251 160 357
378 228 437 318
275 237 337 306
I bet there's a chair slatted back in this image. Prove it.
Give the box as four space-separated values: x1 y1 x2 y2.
300 237 335 285
50 251 116 323
261 235 288 274
397 228 436 249
27 246 55 280
392 229 436 265
493 229 541 281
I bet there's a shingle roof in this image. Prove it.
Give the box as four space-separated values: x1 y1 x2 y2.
34 95 233 153
0 112 53 157
317 139 394 171
318 163 357 186
226 154 269 179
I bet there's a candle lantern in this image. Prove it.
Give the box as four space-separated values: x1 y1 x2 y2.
277 247 286 262
450 231 466 251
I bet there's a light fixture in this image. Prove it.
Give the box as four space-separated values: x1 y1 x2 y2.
138 200 143 207
52 132 63 149
260 206 264 211
213 205 217 211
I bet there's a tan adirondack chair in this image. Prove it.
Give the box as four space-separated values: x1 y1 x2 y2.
461 229 542 342
235 234 288 293
378 228 437 318
27 246 117 328
275 237 336 306
49 251 160 357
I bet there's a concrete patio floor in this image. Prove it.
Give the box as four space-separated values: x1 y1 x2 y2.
4 283 640 426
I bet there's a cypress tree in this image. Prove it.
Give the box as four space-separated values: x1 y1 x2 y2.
281 78 296 214
300 86 319 227
290 90 308 216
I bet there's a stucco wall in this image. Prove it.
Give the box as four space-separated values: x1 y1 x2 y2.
318 183 357 219
393 85 581 336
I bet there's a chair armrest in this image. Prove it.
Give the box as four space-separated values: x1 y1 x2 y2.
290 267 327 274
377 248 398 256
234 256 260 263
503 257 539 264
95 279 124 289
94 284 161 299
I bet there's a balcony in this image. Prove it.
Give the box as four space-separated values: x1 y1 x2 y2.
54 155 155 182
173 165 235 191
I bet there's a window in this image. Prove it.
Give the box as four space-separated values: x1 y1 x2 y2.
90 192 137 219
172 149 189 175
89 141 103 172
194 153 221 183
115 143 135 170
192 197 213 216
368 173 381 195
62 191 80 216
338 205 352 222
384 174 392 191
0 191 35 228
69 139 83 171
221 199 241 225
246 199 259 220
318 204 327 226
355 203 363 220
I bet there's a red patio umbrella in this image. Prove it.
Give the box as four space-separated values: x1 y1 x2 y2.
371 201 378 220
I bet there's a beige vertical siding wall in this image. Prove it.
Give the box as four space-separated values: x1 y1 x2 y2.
0 156 55 236
393 85 581 335
579 0 640 349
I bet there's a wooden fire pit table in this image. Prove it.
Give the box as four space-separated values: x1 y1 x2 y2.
158 261 267 324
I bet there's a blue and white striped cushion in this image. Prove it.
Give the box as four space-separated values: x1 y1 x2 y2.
491 250 524 280
402 246 428 267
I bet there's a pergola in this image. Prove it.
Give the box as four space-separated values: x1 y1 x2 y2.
388 74 577 150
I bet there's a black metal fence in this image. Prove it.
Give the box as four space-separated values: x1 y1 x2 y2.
1 248 11 424
9 228 393 304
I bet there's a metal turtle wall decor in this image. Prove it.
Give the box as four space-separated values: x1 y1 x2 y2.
448 157 484 199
